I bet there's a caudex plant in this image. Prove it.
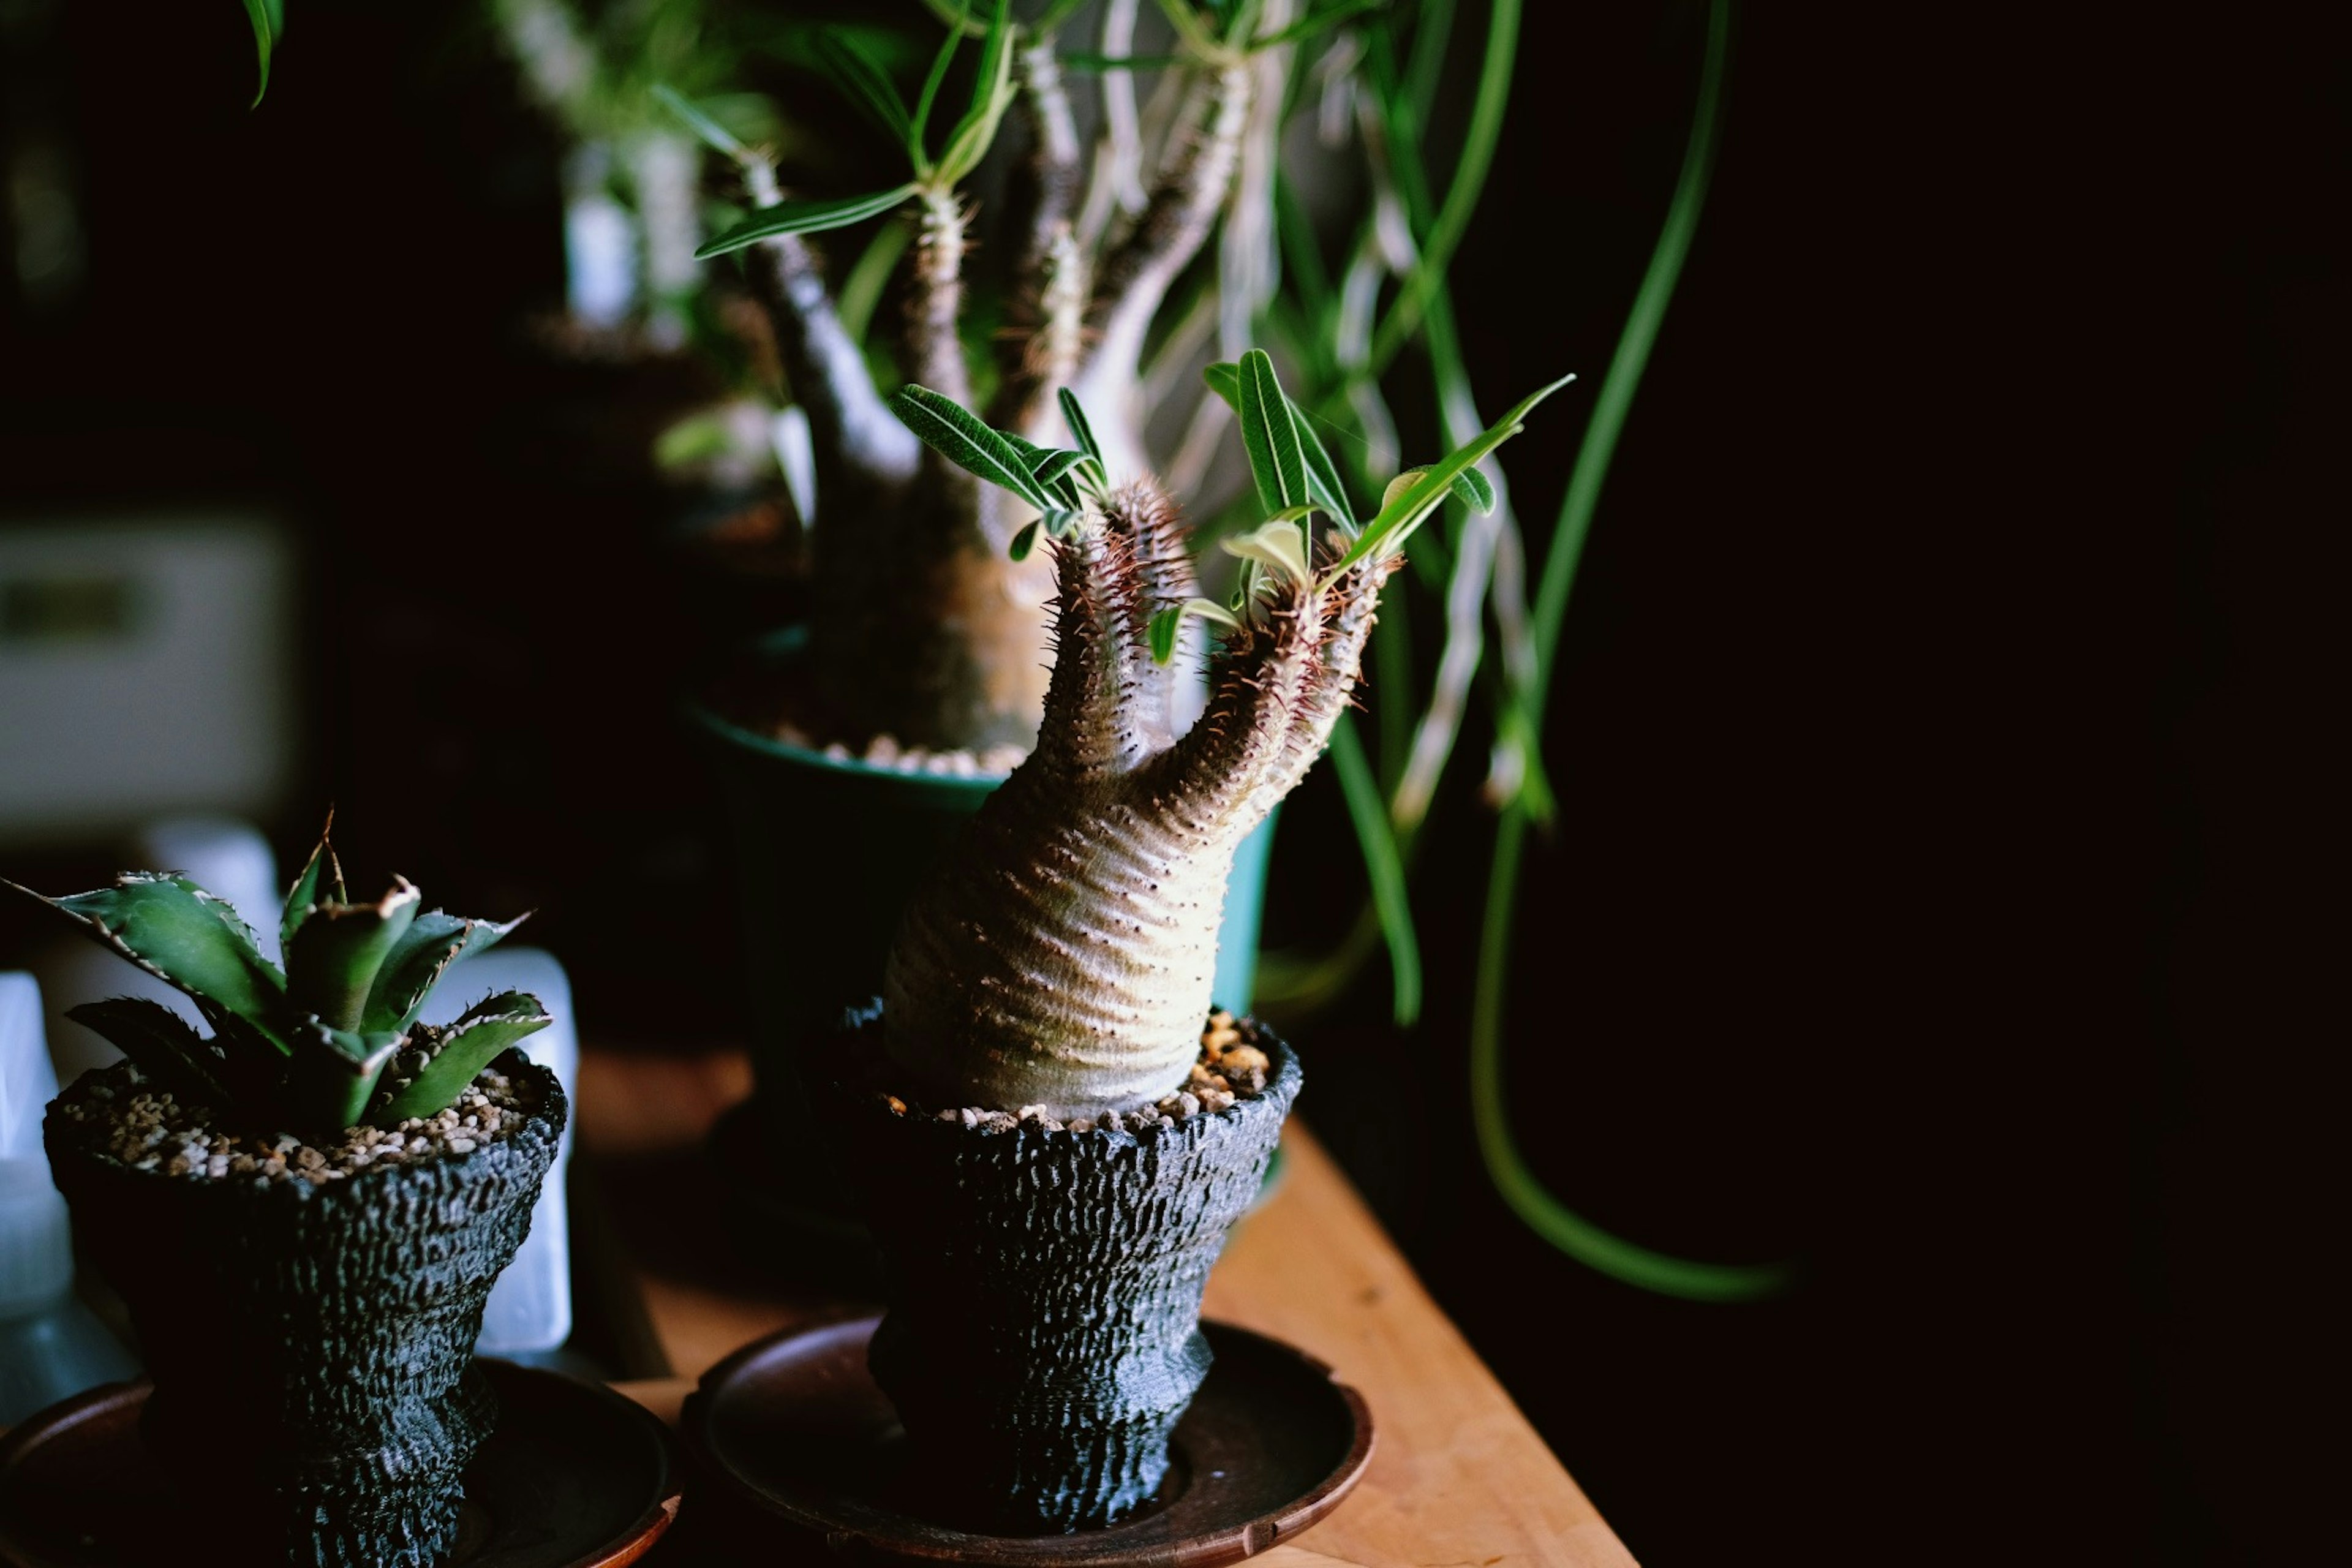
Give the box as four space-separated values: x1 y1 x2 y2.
7 822 549 1144
675 0 1366 753
873 349 1566 1114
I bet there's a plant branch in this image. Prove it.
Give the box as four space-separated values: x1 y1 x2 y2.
992 37 1087 415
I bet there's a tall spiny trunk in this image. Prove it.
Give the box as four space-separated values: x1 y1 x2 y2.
883 485 1395 1115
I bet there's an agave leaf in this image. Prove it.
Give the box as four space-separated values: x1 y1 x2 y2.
1330 374 1575 581
285 880 421 1032
1237 349 1310 516
372 992 552 1127
285 1019 405 1137
279 816 345 956
360 911 526 1035
696 186 919 258
888 385 1057 511
66 997 238 1110
8 874 292 1051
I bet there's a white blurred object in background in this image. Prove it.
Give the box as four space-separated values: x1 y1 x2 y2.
0 972 140 1423
428 946 577 1357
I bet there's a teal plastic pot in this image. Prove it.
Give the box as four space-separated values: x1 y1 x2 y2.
690 633 1275 1242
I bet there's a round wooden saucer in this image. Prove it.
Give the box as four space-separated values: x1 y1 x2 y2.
682 1314 1373 1566
0 1359 679 1568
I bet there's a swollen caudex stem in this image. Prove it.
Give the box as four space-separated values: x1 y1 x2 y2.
876 355 1571 1117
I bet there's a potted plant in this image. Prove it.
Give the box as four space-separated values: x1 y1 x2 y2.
8 823 563 1568
802 352 1564 1530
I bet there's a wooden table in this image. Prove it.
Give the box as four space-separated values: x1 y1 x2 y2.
578 1049 1635 1568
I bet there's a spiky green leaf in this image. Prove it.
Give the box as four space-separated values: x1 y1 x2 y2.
1330 374 1575 581
285 881 421 1032
9 873 291 1050
360 911 526 1035
66 998 238 1110
279 818 344 956
285 1019 405 1136
372 992 552 1127
888 384 1057 511
696 186 919 258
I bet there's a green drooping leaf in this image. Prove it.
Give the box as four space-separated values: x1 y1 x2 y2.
1236 349 1310 516
934 0 1017 183
696 186 919 258
1382 462 1498 518
1329 715 1422 1026
652 83 748 158
1040 508 1087 538
285 1019 405 1136
815 28 913 146
1330 374 1575 581
285 881 421 1032
279 818 344 957
1223 518 1313 586
888 384 1057 511
908 24 963 162
1027 447 1093 496
1204 361 1352 527
66 998 238 1110
1058 388 1103 467
372 992 553 1128
1251 0 1381 51
9 873 291 1051
360 911 526 1035
1008 521 1042 561
241 0 282 108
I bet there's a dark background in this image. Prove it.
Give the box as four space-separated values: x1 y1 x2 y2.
1 3 2334 1561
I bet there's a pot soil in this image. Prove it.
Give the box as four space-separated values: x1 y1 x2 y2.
43 1053 566 1568
814 1008 1302 1533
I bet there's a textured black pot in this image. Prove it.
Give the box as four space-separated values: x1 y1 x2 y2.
42 1054 565 1568
815 1008 1302 1533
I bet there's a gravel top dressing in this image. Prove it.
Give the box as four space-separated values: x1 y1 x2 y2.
859 1011 1278 1134
50 1060 545 1187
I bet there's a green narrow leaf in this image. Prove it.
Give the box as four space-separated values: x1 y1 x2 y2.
1008 520 1042 561
1058 388 1103 466
279 816 344 957
887 384 1058 510
1202 360 1242 407
1236 349 1310 515
696 186 919 258
1148 606 1185 666
372 992 553 1126
1027 448 1091 492
66 998 238 1110
240 0 282 108
908 25 963 162
1040 507 1087 538
652 83 748 158
361 911 526 1035
1223 518 1313 586
285 881 421 1032
1205 361 1352 527
935 0 1017 183
815 28 914 146
1251 0 1381 50
1329 716 1422 1026
8 873 292 1050
1382 463 1498 518
1330 373 1575 580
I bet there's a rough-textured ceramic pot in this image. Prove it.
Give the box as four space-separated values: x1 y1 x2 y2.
692 628 1275 1234
814 1007 1302 1532
43 1054 565 1568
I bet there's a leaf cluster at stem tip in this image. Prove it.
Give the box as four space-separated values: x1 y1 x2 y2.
880 349 1569 667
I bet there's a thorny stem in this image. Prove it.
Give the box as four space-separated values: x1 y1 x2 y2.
883 487 1395 1117
1074 0 1150 251
910 189 973 415
992 40 1087 420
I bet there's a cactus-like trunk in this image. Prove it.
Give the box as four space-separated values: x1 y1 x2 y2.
883 481 1395 1115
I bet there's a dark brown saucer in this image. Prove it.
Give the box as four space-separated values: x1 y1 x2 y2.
0 1360 679 1568
681 1314 1373 1566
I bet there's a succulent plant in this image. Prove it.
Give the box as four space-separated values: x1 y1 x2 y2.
877 350 1567 1115
7 820 549 1142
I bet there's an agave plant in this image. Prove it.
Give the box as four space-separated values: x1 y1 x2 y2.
6 822 549 1142
875 350 1566 1112
671 0 1367 753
